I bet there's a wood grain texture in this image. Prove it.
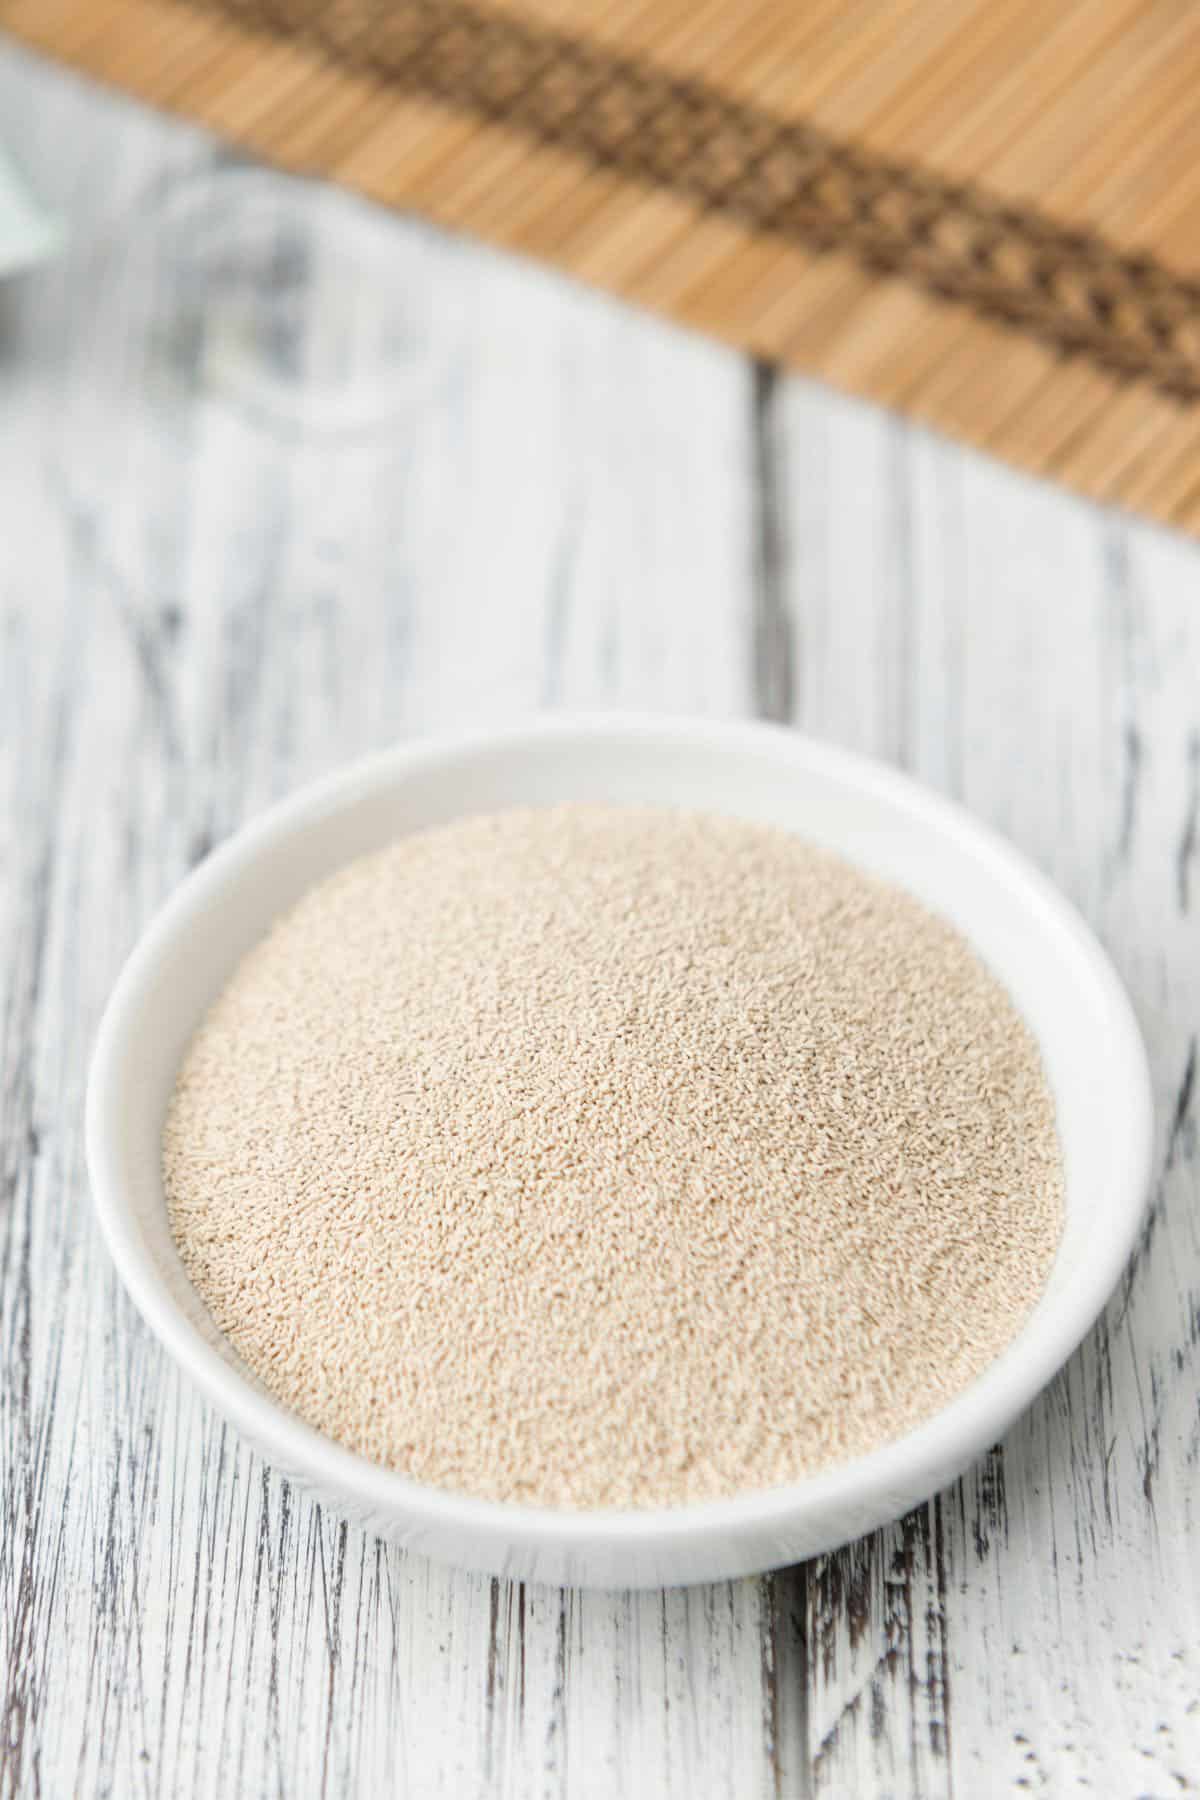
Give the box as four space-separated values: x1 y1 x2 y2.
0 43 1198 1799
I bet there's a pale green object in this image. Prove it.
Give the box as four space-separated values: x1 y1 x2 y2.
0 148 61 276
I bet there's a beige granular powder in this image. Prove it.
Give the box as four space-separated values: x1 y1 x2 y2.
164 805 1063 1509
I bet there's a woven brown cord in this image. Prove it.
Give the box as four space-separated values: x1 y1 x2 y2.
184 0 1200 401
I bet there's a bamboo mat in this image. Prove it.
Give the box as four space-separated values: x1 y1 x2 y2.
6 0 1200 532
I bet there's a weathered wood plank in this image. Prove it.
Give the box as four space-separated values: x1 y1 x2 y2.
765 391 1200 1795
0 44 774 1800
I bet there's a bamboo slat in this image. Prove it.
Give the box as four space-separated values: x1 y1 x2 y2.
5 0 1199 531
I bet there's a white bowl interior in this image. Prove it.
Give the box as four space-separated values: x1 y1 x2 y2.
89 722 1153 1588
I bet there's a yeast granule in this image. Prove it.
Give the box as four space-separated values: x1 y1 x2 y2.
164 805 1063 1509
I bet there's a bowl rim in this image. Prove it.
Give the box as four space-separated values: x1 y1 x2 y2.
86 713 1155 1552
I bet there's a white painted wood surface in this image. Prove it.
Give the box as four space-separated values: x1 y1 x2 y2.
1 41 1198 1799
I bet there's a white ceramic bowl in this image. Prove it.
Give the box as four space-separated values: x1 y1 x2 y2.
87 716 1153 1589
